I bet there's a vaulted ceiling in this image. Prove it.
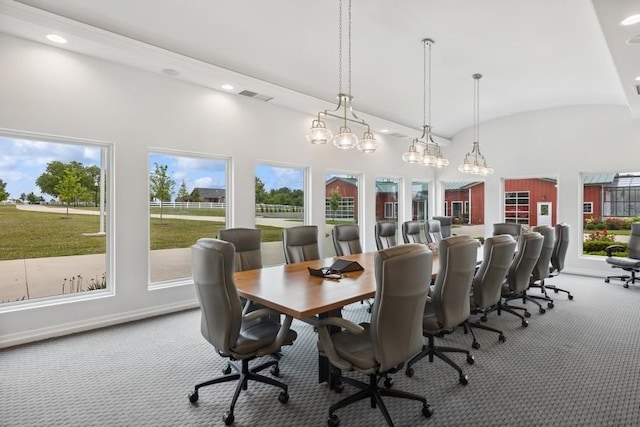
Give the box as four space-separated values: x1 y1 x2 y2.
1 0 638 142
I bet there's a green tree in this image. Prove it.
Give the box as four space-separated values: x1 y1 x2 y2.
0 179 9 202
149 163 175 222
36 161 99 198
19 192 26 203
329 189 341 219
190 188 202 202
26 192 40 204
255 177 267 204
55 169 83 217
176 180 189 202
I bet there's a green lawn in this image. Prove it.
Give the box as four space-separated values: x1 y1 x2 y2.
0 206 283 260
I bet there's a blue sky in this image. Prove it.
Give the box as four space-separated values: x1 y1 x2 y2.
0 136 303 200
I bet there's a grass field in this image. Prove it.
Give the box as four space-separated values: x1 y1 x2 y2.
0 205 284 260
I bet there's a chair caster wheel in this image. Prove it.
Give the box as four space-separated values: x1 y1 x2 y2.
405 367 414 378
384 377 394 389
328 414 340 427
422 404 434 418
459 374 469 385
332 381 344 393
223 412 234 425
188 391 198 403
553 289 559 293
547 302 554 309
472 341 480 349
522 320 529 327
539 308 546 314
624 284 629 288
568 294 574 300
466 355 475 365
499 334 506 343
524 311 531 318
604 278 610 283
366 307 372 313
480 316 487 322
278 391 289 404
222 364 232 375
270 365 280 377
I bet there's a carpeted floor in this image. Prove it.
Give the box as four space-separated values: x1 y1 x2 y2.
2 274 640 426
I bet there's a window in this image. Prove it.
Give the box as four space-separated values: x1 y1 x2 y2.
0 134 110 305
384 202 397 219
505 191 530 224
149 152 227 285
375 177 399 222
256 164 306 266
411 181 429 221
583 202 593 214
325 173 359 222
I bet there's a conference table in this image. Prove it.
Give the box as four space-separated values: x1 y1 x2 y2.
234 250 449 387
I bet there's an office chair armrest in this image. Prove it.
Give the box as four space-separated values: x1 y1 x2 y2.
256 315 294 356
243 308 277 322
605 244 625 257
316 317 365 371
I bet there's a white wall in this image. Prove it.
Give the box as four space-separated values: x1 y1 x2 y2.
0 34 435 346
438 104 640 277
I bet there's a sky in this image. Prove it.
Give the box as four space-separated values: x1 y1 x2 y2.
0 136 303 200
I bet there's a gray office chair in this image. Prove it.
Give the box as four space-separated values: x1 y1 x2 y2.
544 223 573 299
405 235 479 385
605 222 640 288
402 220 426 244
467 234 517 349
317 244 434 426
527 225 557 309
189 238 297 425
374 221 398 250
493 222 522 241
425 219 444 244
489 231 544 327
282 225 320 263
331 224 362 256
433 216 453 238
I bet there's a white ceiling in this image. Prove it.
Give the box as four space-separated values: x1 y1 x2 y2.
0 0 638 141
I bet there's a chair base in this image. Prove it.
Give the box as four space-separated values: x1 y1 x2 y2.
405 335 474 385
504 290 550 314
485 301 531 327
328 372 432 426
464 319 506 349
605 270 639 288
189 357 288 425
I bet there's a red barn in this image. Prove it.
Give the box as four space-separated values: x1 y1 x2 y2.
325 177 358 220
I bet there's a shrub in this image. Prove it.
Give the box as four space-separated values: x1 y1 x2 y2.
583 240 627 253
604 217 625 230
584 223 596 230
585 229 615 243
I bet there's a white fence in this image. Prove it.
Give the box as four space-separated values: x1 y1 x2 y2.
149 201 225 209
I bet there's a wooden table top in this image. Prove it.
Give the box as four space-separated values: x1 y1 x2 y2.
234 251 444 319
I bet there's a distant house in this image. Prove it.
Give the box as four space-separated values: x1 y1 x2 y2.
583 173 640 221
375 180 398 220
191 187 225 203
325 177 358 220
444 181 484 224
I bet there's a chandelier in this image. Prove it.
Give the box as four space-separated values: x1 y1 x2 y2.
305 0 378 153
402 38 449 168
458 74 493 175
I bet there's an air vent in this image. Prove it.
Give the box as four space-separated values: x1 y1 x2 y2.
238 90 273 102
388 132 408 138
636 85 640 95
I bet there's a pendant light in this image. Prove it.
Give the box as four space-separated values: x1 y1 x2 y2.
458 74 493 175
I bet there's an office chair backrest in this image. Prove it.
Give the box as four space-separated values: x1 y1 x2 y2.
551 223 569 273
432 216 453 238
531 225 555 281
431 235 479 329
282 225 320 264
371 243 432 372
493 223 522 241
628 223 640 259
332 224 362 256
472 234 517 309
425 219 444 244
374 221 397 250
506 232 543 292
402 220 425 244
217 228 262 271
191 238 242 354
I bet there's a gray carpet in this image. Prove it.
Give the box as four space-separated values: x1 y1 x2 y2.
2 274 640 426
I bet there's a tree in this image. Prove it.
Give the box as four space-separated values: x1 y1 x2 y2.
0 179 9 202
149 162 175 222
19 193 26 203
176 180 189 202
26 192 40 204
190 188 202 202
36 160 99 198
55 168 83 217
255 177 267 204
329 189 341 219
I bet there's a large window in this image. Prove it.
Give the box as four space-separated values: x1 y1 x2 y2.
255 164 306 266
0 134 109 305
411 181 429 221
325 172 360 257
504 177 557 227
149 152 227 285
375 177 399 221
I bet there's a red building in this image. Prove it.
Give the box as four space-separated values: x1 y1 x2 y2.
325 177 358 220
443 181 484 225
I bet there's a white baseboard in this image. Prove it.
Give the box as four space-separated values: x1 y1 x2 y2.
0 299 199 348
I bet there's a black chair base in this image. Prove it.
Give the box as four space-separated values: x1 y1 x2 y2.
405 335 474 385
328 372 432 427
605 270 639 288
464 319 506 349
485 301 531 327
504 290 549 314
189 358 288 425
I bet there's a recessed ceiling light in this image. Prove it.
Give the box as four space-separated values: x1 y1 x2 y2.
635 76 640 81
162 68 180 77
221 84 234 91
46 34 67 44
380 129 389 133
621 14 640 26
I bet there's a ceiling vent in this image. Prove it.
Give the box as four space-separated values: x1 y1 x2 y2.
388 132 408 138
238 90 273 102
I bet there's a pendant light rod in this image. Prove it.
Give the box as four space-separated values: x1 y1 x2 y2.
458 73 493 175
